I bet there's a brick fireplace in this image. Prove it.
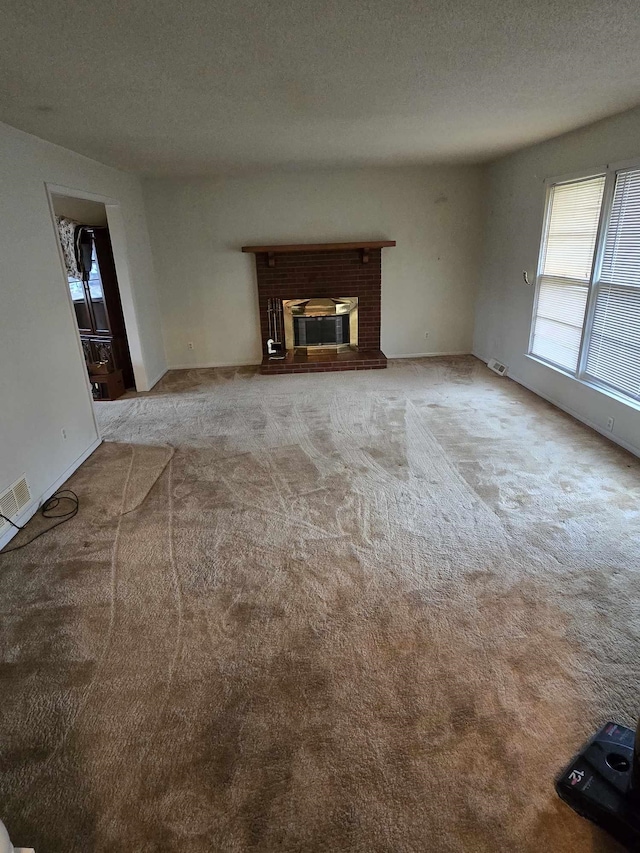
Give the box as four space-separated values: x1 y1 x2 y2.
242 240 395 374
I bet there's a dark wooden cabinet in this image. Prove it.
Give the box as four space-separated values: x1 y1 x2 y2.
69 227 134 389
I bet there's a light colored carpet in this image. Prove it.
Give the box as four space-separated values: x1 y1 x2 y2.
1 356 638 852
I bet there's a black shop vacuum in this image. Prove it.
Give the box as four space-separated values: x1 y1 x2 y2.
556 719 640 850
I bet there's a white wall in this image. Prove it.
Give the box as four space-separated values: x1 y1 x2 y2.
0 121 165 544
474 106 640 457
142 166 486 367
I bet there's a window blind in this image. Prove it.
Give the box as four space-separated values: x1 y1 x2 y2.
585 168 640 400
531 175 605 371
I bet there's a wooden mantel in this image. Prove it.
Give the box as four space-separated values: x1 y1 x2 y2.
242 240 396 266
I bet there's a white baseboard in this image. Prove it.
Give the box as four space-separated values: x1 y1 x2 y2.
386 351 471 359
472 351 640 459
0 437 102 551
168 360 260 370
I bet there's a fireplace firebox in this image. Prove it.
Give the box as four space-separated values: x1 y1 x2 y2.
295 315 348 347
283 297 358 353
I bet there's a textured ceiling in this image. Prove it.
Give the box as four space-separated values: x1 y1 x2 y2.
2 0 640 176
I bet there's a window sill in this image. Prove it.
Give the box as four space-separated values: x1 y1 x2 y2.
524 353 640 414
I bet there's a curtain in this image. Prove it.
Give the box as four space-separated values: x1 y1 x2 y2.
56 215 82 280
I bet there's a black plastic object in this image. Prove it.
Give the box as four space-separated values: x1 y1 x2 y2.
556 720 640 850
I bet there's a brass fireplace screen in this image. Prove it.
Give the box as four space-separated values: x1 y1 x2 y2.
282 298 358 353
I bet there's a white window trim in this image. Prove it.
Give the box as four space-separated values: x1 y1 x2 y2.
528 156 640 409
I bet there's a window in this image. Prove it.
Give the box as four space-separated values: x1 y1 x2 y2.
530 164 640 404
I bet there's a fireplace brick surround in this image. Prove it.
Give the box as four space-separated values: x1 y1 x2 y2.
244 242 394 374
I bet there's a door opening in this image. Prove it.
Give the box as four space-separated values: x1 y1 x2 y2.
51 194 135 402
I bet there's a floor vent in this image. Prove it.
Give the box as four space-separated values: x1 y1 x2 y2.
0 476 31 533
487 358 508 376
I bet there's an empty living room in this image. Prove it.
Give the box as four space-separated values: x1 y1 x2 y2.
2 1 640 850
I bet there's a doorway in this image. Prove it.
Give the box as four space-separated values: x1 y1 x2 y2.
51 193 135 402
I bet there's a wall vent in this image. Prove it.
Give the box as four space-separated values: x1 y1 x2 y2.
487 358 508 376
0 476 31 533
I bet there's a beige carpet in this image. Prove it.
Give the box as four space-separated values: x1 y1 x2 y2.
1 356 638 852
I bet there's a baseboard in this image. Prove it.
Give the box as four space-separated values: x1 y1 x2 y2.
472 351 640 458
168 360 260 370
509 372 639 458
386 351 471 359
0 437 102 551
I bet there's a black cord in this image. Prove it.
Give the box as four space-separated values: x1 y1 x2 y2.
0 490 79 554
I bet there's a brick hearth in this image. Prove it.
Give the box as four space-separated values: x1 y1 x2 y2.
260 347 387 374
243 242 393 374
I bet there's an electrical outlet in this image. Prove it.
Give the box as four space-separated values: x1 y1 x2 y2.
61 428 67 440
606 416 615 432
424 331 429 339
188 342 194 350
